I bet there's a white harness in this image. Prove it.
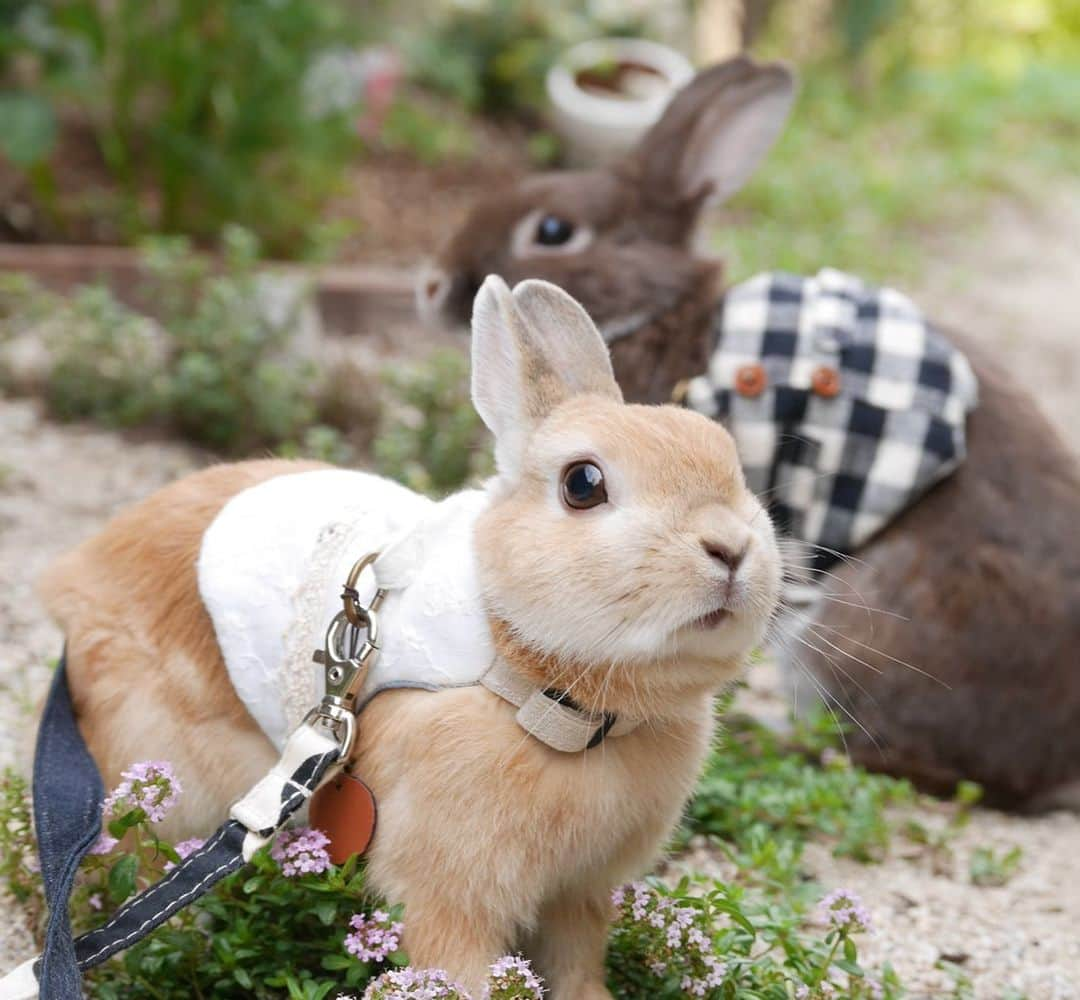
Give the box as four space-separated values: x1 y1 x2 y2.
197 469 636 753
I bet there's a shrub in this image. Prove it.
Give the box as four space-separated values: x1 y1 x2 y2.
373 349 492 494
23 0 366 255
0 227 359 458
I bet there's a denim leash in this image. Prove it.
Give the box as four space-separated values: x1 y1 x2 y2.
0 652 349 1000
30 655 104 1000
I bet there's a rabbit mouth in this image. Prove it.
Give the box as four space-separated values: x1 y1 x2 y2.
689 606 731 630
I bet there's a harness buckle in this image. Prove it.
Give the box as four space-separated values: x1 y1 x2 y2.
309 553 385 755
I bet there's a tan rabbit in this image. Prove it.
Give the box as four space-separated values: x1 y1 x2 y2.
420 55 1080 812
39 277 781 997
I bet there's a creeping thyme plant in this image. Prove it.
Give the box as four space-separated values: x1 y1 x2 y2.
0 705 916 1000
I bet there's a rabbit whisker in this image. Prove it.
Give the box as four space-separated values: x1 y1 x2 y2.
797 614 949 689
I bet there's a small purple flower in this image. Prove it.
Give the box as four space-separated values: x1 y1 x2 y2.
88 833 118 855
344 909 403 963
88 893 103 911
362 967 473 999
164 837 205 872
271 827 331 878
819 888 872 934
611 880 727 994
103 761 181 824
485 955 545 999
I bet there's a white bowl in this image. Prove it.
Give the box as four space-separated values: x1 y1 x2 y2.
546 37 694 166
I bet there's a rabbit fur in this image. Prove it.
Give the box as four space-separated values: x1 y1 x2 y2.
39 277 781 996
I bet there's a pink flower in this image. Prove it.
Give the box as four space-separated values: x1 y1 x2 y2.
103 761 181 824
271 827 331 878
344 909 403 963
485 955 545 998
362 967 472 999
819 888 872 934
164 837 205 871
88 833 118 855
610 881 726 995
88 893 103 911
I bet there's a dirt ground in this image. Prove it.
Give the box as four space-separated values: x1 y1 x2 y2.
1 186 1078 996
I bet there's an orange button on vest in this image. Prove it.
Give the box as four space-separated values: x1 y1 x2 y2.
735 363 767 397
811 365 842 398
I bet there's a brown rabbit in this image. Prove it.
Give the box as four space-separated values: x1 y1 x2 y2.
419 55 1080 812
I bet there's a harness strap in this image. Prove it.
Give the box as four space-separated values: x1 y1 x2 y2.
480 658 639 752
1 663 342 1000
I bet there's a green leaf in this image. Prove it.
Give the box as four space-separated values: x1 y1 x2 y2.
0 93 57 167
319 954 353 972
107 809 145 841
107 854 139 904
313 899 337 926
836 958 867 976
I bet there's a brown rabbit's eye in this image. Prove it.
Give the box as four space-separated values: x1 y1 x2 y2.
536 214 575 246
562 461 607 510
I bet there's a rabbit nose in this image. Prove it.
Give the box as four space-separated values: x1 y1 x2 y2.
421 269 449 306
703 540 747 575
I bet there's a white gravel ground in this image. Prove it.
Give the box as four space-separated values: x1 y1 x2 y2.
1 187 1078 995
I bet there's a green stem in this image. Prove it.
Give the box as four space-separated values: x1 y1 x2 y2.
810 933 844 990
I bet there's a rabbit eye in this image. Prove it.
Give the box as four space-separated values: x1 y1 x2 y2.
562 461 607 510
535 214 575 246
512 209 592 258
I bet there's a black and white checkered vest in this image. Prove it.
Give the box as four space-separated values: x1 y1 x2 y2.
684 269 979 567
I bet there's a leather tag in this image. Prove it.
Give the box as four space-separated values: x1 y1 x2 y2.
309 773 378 864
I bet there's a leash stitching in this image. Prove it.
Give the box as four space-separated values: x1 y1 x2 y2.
74 824 230 949
79 849 241 966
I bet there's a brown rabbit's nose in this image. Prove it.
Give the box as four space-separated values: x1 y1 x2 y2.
422 269 449 305
703 540 747 575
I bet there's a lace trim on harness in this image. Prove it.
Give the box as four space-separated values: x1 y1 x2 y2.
279 510 367 736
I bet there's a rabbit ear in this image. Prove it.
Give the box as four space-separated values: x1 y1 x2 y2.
631 55 796 206
471 275 621 477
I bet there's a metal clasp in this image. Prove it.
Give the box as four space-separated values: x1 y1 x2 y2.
308 553 386 755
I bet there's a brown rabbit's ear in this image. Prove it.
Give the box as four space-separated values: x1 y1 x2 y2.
471 276 621 477
630 55 796 205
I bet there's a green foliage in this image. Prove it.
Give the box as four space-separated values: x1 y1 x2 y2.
683 696 918 878
0 771 43 937
0 228 360 457
40 285 163 427
407 0 650 117
378 98 476 166
0 91 56 166
721 7 1080 282
607 877 899 1000
89 851 394 1000
969 844 1022 887
374 349 492 495
0 0 83 166
12 0 366 254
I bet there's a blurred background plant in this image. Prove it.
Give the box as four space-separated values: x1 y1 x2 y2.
373 348 491 494
719 0 1080 280
2 0 374 253
0 226 378 457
